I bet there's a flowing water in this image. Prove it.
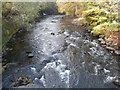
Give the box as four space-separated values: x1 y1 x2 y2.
2 15 120 88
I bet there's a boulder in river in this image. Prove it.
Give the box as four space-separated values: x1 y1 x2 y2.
26 51 34 58
112 77 120 86
114 50 120 55
28 53 34 58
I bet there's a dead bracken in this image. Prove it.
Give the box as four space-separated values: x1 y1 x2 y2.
12 77 32 87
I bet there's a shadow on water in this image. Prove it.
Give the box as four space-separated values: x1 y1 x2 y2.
2 15 120 88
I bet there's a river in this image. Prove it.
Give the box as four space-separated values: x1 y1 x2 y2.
2 15 120 88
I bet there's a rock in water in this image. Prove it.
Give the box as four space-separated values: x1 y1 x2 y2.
112 78 120 86
28 53 34 58
51 33 55 35
114 50 120 55
51 20 56 23
26 51 32 54
98 38 106 44
98 38 103 41
106 47 115 51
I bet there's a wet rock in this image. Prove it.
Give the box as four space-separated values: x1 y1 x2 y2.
98 38 103 41
3 63 17 70
88 29 91 33
3 64 9 70
20 40 24 42
112 78 120 86
110 51 114 53
101 41 106 44
98 38 106 44
51 33 55 35
101 45 106 47
51 20 56 23
42 59 51 64
57 31 64 34
12 77 32 87
28 53 34 58
114 50 120 55
9 48 13 51
106 47 115 51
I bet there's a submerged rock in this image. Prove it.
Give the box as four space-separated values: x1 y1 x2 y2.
26 50 32 54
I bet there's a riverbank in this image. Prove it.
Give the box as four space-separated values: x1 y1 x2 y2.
2 2 58 50
72 17 120 55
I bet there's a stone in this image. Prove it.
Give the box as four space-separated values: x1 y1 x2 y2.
51 20 56 23
98 38 106 44
88 30 91 32
98 38 103 41
106 47 115 51
101 45 106 47
112 78 120 86
114 50 120 55
26 51 32 54
110 51 114 53
26 49 32 54
28 53 34 58
101 41 106 44
51 33 55 35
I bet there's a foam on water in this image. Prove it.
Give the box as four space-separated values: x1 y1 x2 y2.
30 67 37 73
89 46 105 57
69 35 79 40
40 75 46 87
94 64 101 75
104 76 116 83
91 40 99 47
40 60 70 87
69 43 79 49
104 68 110 73
64 32 69 36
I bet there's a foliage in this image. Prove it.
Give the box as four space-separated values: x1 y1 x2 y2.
2 2 58 49
56 1 119 37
